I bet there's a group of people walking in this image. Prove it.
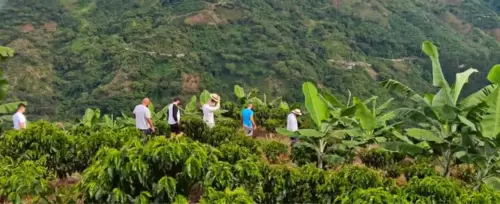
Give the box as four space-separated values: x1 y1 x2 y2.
132 94 303 141
133 94 224 137
10 95 303 142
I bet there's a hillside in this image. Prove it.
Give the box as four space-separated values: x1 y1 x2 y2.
1 0 500 120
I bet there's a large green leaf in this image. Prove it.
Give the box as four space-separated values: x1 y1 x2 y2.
279 101 289 112
82 109 95 127
381 79 423 103
298 129 325 137
302 82 328 128
276 128 299 137
148 102 155 115
422 41 448 89
234 85 245 99
154 105 169 121
480 87 500 139
376 98 393 115
103 115 113 128
460 84 496 110
483 176 500 191
353 97 376 132
0 101 27 114
432 87 454 108
321 91 345 109
487 65 500 84
200 90 210 105
406 128 444 143
380 142 424 155
184 96 198 114
453 68 478 105
0 46 14 59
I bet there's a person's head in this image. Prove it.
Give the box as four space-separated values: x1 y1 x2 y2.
172 97 181 105
17 103 26 113
291 109 302 116
247 103 253 110
142 98 151 107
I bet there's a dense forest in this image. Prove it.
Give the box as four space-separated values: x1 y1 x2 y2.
1 0 500 120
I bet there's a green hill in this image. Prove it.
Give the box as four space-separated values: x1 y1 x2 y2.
1 0 500 120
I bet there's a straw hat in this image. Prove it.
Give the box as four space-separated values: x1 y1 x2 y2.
291 109 302 115
210 93 221 103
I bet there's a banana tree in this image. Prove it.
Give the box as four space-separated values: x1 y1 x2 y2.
381 41 481 176
339 97 400 144
452 65 500 190
455 134 500 191
277 82 345 169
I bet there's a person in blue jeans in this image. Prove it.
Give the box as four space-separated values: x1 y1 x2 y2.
241 104 257 138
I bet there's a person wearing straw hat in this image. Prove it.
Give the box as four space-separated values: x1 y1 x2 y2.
202 93 221 128
287 109 302 143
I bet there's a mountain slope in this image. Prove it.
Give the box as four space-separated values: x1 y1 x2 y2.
1 0 500 119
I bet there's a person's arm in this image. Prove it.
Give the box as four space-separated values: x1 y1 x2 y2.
19 115 26 129
205 103 220 112
146 110 155 132
172 105 179 122
251 114 256 129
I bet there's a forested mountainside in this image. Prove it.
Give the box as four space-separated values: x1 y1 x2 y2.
1 0 500 120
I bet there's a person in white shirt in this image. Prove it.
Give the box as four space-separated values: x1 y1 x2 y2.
168 98 182 136
287 109 302 143
133 98 155 135
13 103 27 130
202 94 221 128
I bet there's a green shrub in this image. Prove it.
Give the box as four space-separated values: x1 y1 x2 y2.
318 165 384 203
74 127 141 172
0 121 76 177
81 137 219 203
261 165 301 203
230 135 260 153
387 158 439 179
262 118 283 133
218 142 254 164
291 143 316 165
154 120 171 137
460 187 500 204
182 116 209 142
0 156 53 203
360 148 405 169
404 176 464 203
258 140 288 164
200 187 254 204
208 126 238 146
335 188 409 204
217 117 240 130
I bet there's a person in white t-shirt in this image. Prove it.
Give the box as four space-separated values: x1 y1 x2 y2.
133 98 155 135
13 103 27 130
202 94 221 128
287 109 302 143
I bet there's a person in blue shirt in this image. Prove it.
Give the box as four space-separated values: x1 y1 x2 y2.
241 103 256 137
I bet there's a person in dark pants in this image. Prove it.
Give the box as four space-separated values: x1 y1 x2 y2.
168 98 182 137
133 98 155 135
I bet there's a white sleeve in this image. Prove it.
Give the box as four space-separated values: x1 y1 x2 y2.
145 108 151 119
205 104 220 112
19 115 26 123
